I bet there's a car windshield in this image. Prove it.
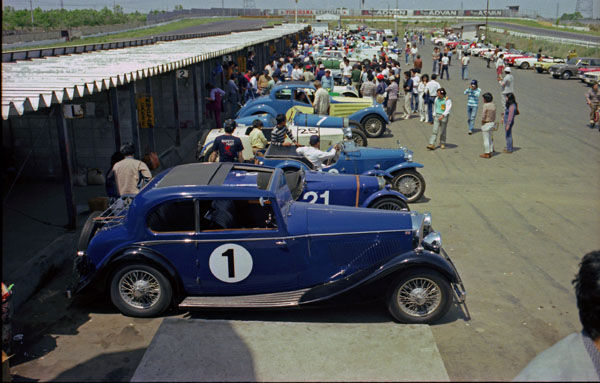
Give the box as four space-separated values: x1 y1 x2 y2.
567 58 579 65
283 169 305 200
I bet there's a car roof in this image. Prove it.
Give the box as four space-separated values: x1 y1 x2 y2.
279 81 317 88
156 163 234 188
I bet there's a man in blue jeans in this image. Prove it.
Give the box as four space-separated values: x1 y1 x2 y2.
463 80 481 135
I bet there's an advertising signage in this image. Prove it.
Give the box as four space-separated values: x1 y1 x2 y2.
464 10 505 16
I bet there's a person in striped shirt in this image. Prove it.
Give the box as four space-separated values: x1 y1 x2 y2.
270 114 298 147
464 80 481 135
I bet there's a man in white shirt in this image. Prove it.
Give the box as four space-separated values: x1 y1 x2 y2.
296 135 340 170
424 74 441 124
461 54 470 80
411 69 421 113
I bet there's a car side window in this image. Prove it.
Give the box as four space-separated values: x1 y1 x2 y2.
147 200 196 233
199 199 277 231
275 89 292 100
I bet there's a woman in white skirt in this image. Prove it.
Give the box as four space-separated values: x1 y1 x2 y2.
418 74 428 122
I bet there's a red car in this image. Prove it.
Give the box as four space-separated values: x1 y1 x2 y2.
505 54 533 66
578 66 600 82
446 41 459 49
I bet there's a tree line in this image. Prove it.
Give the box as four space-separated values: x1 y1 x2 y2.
2 6 148 31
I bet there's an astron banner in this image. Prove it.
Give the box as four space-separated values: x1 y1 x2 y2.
464 10 506 17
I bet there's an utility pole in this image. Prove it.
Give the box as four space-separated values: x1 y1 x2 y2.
556 2 559 19
395 0 398 36
295 0 298 24
30 0 34 28
485 0 489 43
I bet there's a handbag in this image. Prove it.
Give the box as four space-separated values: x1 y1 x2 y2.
143 151 160 170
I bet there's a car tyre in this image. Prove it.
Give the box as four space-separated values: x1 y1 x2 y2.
362 115 386 138
562 71 572 80
520 62 529 69
369 197 409 211
203 147 215 163
391 169 425 203
110 263 172 317
350 127 368 147
78 210 103 251
535 67 544 73
387 268 452 324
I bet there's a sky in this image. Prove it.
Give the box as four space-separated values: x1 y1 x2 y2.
2 0 593 19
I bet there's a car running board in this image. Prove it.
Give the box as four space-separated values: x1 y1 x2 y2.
179 288 311 308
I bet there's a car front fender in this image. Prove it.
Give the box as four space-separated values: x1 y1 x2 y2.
349 107 390 124
238 104 278 118
360 189 408 208
385 162 424 175
361 169 393 178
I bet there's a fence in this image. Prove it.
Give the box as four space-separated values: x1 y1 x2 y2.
487 27 600 48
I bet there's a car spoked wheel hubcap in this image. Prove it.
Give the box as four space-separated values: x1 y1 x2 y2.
365 118 382 135
378 201 405 211
397 277 441 317
394 174 419 198
353 135 365 146
119 270 161 309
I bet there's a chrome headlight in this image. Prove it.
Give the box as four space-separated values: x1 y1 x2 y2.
377 175 386 190
423 231 442 252
343 117 349 127
404 150 413 162
343 127 352 139
422 212 432 234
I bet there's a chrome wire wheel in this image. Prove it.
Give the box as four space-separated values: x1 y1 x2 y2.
396 277 442 317
119 270 162 309
363 116 385 138
391 170 425 203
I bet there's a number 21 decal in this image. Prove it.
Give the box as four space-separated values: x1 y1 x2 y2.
209 244 253 283
302 190 330 204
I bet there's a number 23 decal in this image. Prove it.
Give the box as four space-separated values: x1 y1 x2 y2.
302 190 330 204
209 244 253 283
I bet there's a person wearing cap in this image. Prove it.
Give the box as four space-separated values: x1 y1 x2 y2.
376 74 388 106
303 65 315 82
464 79 481 135
296 135 340 170
249 119 268 157
321 70 334 92
386 75 399 122
211 119 244 163
111 142 152 196
500 66 514 111
316 63 326 82
427 88 452 150
313 80 330 115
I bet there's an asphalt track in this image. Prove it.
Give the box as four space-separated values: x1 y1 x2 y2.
487 21 600 43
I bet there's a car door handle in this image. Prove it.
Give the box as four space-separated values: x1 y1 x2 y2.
275 240 287 247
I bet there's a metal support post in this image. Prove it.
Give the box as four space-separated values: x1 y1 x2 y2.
55 105 77 230
109 87 121 150
192 65 200 130
129 82 141 158
172 71 181 147
145 77 156 152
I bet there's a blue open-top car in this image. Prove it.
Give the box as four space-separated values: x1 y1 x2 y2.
259 141 426 203
72 163 465 324
237 81 390 138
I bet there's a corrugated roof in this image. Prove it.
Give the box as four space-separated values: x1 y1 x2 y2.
1 24 307 120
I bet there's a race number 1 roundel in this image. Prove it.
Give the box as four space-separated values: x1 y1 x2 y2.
209 244 253 283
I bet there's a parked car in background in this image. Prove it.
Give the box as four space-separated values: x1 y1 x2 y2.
259 140 426 203
578 67 600 83
237 82 390 138
582 70 600 86
533 57 567 73
72 162 466 324
549 57 600 80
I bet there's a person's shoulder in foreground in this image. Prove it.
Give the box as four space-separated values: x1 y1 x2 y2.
514 250 600 382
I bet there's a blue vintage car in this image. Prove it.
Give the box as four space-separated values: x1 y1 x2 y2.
259 141 426 203
72 163 465 324
237 81 390 138
229 166 409 211
234 112 368 147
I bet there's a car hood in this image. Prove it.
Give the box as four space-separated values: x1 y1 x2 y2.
296 203 413 236
550 63 568 69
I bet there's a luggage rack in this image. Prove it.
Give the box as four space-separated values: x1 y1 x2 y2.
94 196 132 230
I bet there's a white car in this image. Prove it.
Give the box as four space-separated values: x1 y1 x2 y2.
513 56 559 69
197 123 346 162
384 29 394 38
582 70 600 85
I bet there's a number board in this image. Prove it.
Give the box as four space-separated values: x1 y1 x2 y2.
209 244 253 283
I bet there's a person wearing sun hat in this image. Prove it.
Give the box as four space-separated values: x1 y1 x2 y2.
500 66 514 112
464 79 481 135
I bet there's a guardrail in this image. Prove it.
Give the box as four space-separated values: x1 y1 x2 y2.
487 27 600 48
